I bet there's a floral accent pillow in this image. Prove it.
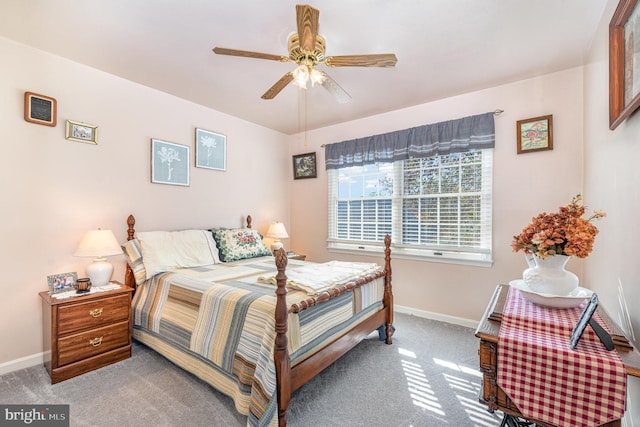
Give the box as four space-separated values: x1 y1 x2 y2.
210 228 272 262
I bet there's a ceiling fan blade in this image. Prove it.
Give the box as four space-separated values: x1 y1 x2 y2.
296 4 320 52
213 47 288 62
319 72 351 104
324 54 398 67
261 73 294 100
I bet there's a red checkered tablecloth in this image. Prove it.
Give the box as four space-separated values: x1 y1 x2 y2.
498 287 627 427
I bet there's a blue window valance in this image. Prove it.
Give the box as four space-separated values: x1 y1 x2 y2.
324 112 495 169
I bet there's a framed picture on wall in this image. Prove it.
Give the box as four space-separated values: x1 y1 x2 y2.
293 152 317 179
151 139 190 186
195 128 226 171
24 91 57 127
516 115 553 154
609 0 640 129
65 120 98 144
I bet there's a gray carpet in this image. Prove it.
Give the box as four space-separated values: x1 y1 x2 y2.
0 313 504 426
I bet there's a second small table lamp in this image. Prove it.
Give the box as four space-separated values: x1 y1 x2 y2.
266 222 288 252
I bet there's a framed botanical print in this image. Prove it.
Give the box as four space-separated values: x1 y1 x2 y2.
151 139 190 186
516 115 553 154
195 128 226 171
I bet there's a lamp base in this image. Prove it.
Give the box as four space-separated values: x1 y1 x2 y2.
271 240 284 253
86 257 113 287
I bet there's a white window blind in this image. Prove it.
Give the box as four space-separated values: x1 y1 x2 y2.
328 150 493 266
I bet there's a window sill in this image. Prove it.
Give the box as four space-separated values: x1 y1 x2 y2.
327 244 493 268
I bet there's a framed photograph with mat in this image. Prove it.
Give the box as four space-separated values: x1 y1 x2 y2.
65 120 98 144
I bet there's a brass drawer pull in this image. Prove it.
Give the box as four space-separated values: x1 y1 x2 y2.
89 336 103 347
89 308 103 318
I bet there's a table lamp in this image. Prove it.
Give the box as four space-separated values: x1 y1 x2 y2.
266 222 288 252
74 229 123 287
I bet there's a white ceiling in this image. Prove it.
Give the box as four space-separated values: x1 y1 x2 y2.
0 1 606 135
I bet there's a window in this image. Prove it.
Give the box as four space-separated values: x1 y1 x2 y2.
328 150 493 265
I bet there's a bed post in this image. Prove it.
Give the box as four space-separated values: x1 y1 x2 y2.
273 248 291 426
383 234 393 345
125 215 136 291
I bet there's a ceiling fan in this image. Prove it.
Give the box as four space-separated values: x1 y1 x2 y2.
212 4 397 104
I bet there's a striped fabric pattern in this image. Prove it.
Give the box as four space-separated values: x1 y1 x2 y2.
132 257 385 427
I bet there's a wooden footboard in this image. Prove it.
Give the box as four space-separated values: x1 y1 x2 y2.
124 215 393 427
272 234 393 426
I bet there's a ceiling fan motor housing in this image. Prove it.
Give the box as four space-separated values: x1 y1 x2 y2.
288 33 325 65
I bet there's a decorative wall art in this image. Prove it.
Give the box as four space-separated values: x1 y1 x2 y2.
65 120 98 144
292 152 317 179
516 115 553 154
151 139 190 186
24 91 57 127
609 0 640 130
195 128 226 171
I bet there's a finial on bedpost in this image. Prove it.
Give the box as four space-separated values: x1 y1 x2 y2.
383 234 393 345
246 215 252 229
127 215 136 241
125 215 137 291
273 248 291 426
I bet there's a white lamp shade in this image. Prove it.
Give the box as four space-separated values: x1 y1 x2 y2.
266 222 288 252
74 229 123 257
74 229 122 287
266 222 289 239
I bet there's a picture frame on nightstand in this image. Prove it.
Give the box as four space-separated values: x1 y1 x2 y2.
47 272 77 294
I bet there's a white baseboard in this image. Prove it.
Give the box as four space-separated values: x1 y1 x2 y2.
395 304 479 329
0 351 46 376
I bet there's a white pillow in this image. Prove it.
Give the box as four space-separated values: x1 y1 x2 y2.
137 230 220 279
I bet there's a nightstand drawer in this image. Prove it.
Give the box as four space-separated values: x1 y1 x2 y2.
57 320 130 366
58 294 130 334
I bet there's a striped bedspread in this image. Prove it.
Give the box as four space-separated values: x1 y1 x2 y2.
132 256 385 427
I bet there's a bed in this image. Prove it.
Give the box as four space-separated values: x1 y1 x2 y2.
122 214 393 427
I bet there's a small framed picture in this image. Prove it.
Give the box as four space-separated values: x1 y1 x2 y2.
151 139 189 186
151 139 190 186
65 120 98 144
195 128 226 171
516 115 553 154
47 272 78 294
293 152 317 180
24 91 57 127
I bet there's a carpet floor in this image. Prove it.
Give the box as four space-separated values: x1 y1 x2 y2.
0 312 504 426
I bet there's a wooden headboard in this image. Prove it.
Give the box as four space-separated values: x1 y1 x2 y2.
124 214 253 291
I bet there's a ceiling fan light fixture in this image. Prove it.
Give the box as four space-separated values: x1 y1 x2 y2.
292 64 309 89
309 68 326 87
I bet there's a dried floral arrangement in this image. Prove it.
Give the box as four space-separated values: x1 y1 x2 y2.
512 195 606 259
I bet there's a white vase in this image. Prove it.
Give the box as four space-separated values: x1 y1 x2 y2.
522 255 579 296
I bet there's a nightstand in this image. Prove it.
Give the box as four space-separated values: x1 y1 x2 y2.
39 282 134 384
287 252 306 261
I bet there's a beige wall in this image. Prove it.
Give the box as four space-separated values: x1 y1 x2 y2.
584 0 640 421
0 36 290 368
289 67 585 324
